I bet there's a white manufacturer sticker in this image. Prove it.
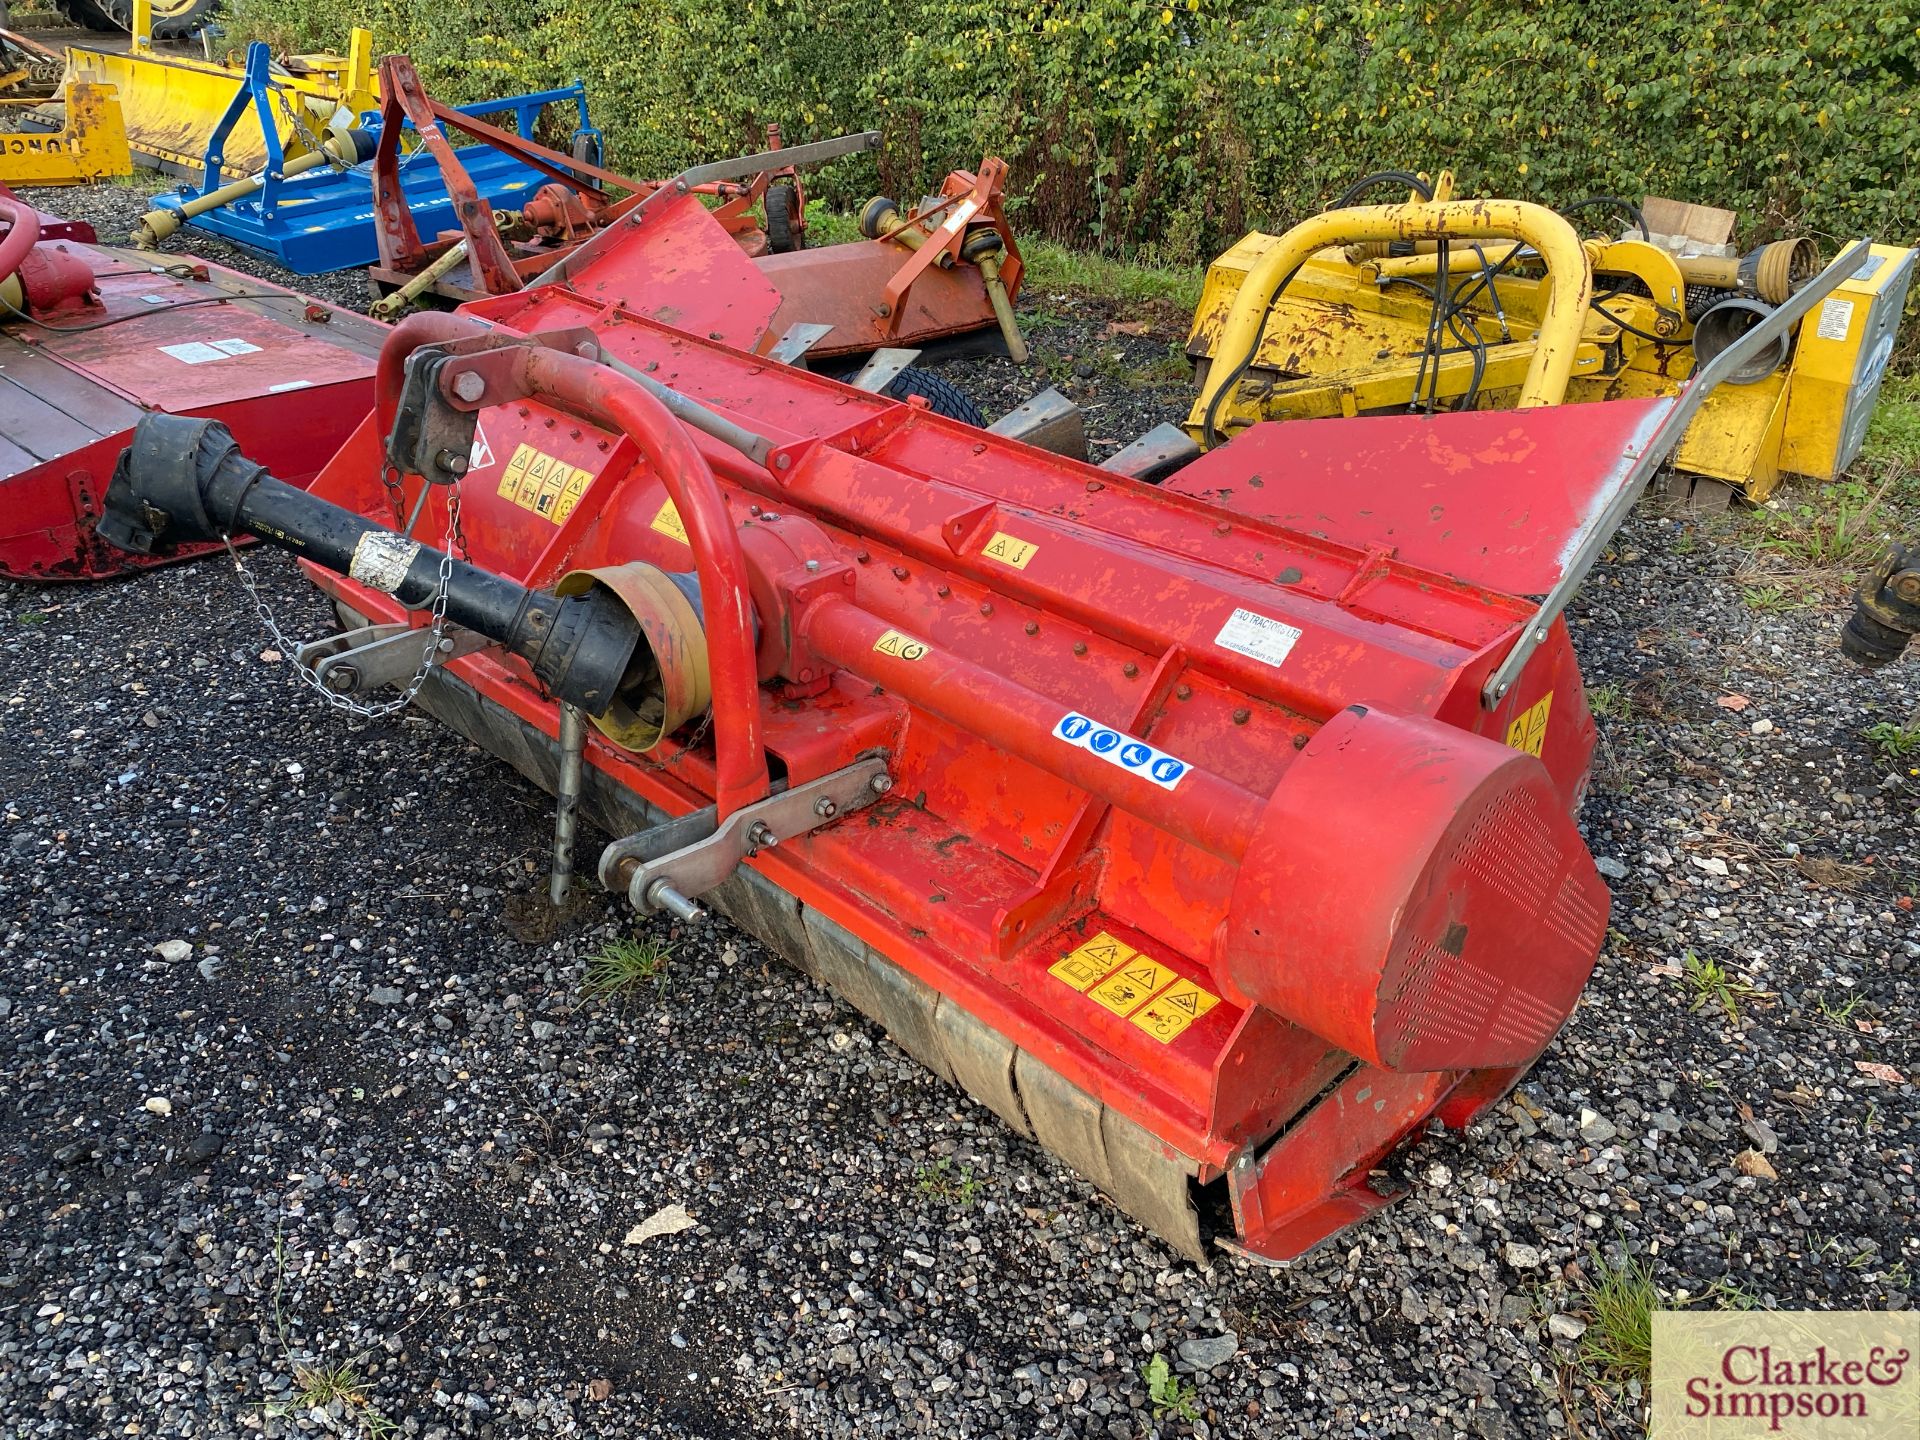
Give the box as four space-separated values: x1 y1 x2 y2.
347 532 420 594
1816 298 1854 341
1052 712 1190 790
159 337 264 364
1213 607 1303 669
469 420 495 471
159 341 226 364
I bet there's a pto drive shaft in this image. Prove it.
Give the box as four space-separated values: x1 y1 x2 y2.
98 414 643 716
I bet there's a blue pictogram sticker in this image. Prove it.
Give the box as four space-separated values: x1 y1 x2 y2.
1050 711 1191 791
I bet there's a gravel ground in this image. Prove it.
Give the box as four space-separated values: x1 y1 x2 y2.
2 178 1916 1439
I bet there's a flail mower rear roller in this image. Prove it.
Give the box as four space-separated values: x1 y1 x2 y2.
96 176 1870 1261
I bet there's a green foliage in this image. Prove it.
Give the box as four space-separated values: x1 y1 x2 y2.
914 1156 982 1207
1863 721 1920 763
1578 1250 1657 1385
225 0 1920 278
582 935 673 998
1682 950 1756 1023
1140 1353 1199 1421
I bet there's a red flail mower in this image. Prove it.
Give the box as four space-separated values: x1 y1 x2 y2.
96 180 1848 1263
0 187 385 582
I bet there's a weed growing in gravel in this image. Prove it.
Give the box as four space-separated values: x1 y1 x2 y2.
264 1233 396 1437
1577 1251 1657 1385
1752 473 1902 577
1140 1353 1199 1422
1738 582 1798 613
1702 1276 1764 1311
267 1359 396 1438
1586 682 1633 722
1681 951 1756 1023
915 1157 982 1207
1863 721 1920 764
582 935 673 998
15 611 47 626
1814 991 1863 1030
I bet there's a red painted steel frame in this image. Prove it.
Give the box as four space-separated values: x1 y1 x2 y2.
1 231 384 581
299 193 1617 1261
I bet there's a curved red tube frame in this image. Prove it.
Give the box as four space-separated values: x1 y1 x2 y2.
0 196 43 292
372 317 772 820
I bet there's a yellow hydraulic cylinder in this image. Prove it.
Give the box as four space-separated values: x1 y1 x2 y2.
868 205 955 269
1190 200 1592 444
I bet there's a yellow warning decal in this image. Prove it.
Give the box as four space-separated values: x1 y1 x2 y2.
1505 691 1553 758
1130 977 1221 1044
1048 930 1221 1043
1088 955 1168 1017
651 498 689 545
1047 931 1133 991
872 629 930 661
497 442 597 526
982 531 1039 570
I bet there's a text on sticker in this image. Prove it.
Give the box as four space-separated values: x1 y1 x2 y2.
1046 930 1221 1043
1214 607 1303 669
497 443 594 525
872 629 930 661
982 531 1039 569
1052 712 1189 789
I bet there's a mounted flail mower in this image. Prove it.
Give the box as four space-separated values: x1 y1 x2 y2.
94 160 1869 1260
0 186 385 581
350 58 1027 366
1185 171 1915 505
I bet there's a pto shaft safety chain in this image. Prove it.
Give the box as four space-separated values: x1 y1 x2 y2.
222 482 466 720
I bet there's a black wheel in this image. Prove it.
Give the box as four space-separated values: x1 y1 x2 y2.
763 182 802 254
54 0 121 30
834 365 986 426
95 0 220 37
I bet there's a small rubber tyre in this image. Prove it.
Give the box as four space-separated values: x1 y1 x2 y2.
763 183 802 254
833 365 986 426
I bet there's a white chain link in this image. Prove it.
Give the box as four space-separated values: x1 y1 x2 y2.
223 485 466 720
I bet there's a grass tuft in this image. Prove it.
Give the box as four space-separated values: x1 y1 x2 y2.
582 936 673 998
267 1359 397 1438
1578 1251 1657 1385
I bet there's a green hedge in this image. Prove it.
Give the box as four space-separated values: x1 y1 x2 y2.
231 0 1920 266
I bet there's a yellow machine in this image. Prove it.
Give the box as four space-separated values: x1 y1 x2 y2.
0 81 132 184
30 8 376 177
1184 172 1916 502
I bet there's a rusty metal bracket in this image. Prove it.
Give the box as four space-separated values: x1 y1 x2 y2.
293 621 492 696
600 755 893 920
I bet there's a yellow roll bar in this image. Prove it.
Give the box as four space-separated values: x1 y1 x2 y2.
1191 200 1593 440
